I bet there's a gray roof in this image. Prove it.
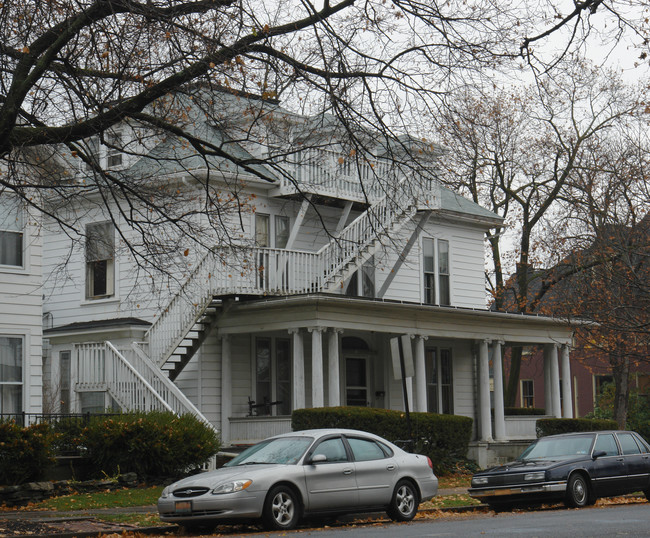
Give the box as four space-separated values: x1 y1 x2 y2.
439 186 503 225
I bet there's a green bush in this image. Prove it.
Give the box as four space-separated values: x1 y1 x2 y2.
536 418 618 438
0 421 54 485
81 411 221 479
503 407 546 416
291 406 473 476
51 417 87 456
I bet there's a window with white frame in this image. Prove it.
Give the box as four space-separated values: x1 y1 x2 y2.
521 379 534 408
275 215 290 248
0 336 23 414
345 257 375 298
105 131 123 169
423 238 450 306
85 222 115 299
254 337 291 415
426 347 453 413
60 351 71 414
0 195 23 268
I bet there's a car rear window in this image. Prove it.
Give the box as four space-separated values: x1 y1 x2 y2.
347 437 388 461
594 434 619 456
617 433 642 455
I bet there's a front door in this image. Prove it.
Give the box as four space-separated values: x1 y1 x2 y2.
346 357 368 406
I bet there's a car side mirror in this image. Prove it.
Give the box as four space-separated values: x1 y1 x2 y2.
310 454 327 464
592 450 607 459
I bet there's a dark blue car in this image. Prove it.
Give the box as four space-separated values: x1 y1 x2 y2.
469 431 650 511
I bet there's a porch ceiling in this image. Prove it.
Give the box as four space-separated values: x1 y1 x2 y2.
214 294 577 345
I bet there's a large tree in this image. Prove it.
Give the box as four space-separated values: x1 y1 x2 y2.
2 0 650 269
435 64 644 406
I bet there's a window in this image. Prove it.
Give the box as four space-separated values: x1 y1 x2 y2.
254 337 291 416
85 222 115 299
274 215 290 249
426 347 453 413
345 258 375 298
0 336 23 413
347 437 387 461
594 433 619 457
60 351 71 414
255 214 270 247
521 379 534 408
105 131 123 169
312 437 348 463
346 357 368 406
0 196 23 268
423 238 451 306
80 392 105 414
593 374 613 405
618 433 642 455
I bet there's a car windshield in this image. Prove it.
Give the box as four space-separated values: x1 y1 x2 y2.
518 435 595 461
224 436 314 466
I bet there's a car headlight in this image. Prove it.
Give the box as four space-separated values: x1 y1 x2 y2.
524 471 546 481
472 476 489 486
212 479 253 495
160 486 170 499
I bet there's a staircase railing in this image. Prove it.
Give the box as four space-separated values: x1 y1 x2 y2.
75 342 215 428
147 181 439 365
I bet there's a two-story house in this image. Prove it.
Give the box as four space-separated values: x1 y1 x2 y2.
36 89 576 466
0 175 43 418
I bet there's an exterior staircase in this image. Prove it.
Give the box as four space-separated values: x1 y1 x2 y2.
73 170 439 427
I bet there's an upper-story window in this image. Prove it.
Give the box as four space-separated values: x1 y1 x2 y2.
0 195 23 268
0 336 23 413
255 214 290 249
423 238 450 306
83 130 124 171
275 215 289 248
255 214 270 247
85 222 115 299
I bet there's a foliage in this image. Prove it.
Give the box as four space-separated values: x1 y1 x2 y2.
503 407 546 416
536 418 618 438
291 406 473 476
80 412 220 479
0 421 54 485
587 383 650 442
50 417 88 456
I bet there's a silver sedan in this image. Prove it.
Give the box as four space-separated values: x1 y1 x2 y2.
158 428 438 530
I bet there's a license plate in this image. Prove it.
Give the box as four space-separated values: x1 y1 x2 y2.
175 501 192 514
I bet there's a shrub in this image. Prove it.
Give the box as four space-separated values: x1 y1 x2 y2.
0 421 54 485
536 418 618 438
81 411 221 479
291 406 473 476
503 407 546 416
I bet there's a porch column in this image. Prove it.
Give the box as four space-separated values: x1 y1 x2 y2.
544 345 552 414
290 329 305 410
309 327 325 408
478 340 492 442
492 341 506 441
414 335 428 412
561 344 573 418
328 329 342 407
220 335 231 445
545 343 561 418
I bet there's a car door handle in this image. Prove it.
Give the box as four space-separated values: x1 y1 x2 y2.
616 458 624 462
386 464 396 471
343 468 354 475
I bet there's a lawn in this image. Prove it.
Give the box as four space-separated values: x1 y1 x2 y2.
25 486 163 512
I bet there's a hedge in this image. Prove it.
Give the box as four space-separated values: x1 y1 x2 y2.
292 406 473 475
536 418 618 438
0 421 54 485
504 407 546 416
81 411 221 478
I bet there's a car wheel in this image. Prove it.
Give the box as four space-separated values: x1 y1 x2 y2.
387 479 419 521
565 473 590 508
263 485 300 530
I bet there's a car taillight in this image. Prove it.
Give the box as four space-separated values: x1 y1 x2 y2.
426 456 434 471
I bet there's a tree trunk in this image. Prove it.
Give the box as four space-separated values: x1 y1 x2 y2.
612 353 630 429
505 347 523 407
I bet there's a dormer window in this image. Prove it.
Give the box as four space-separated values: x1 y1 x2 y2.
0 195 23 268
106 131 123 169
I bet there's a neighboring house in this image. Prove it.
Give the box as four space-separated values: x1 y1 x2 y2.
0 185 43 417
28 90 578 466
503 216 650 418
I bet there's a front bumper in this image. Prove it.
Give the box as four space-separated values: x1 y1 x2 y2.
157 490 265 523
468 481 567 500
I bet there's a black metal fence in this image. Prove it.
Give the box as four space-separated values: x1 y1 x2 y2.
0 412 122 428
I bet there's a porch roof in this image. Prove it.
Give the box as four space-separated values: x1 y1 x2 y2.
213 294 580 345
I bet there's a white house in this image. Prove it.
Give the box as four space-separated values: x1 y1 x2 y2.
31 89 576 466
0 181 43 418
